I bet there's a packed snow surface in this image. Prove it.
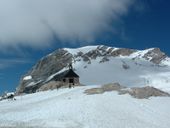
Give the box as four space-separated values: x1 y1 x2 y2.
0 86 170 128
64 45 99 55
23 76 32 81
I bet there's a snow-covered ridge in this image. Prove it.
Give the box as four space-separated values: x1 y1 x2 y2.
126 48 154 59
64 45 100 55
63 45 117 54
17 45 170 94
63 46 167 65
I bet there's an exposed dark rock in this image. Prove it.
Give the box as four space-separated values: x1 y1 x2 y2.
74 51 84 58
84 83 125 95
17 49 73 94
122 61 130 70
111 48 136 57
82 55 90 62
102 83 125 91
84 65 87 69
119 86 170 99
84 88 104 95
99 57 110 63
84 50 102 59
85 83 170 99
97 45 113 56
37 81 64 92
31 49 72 78
143 48 167 64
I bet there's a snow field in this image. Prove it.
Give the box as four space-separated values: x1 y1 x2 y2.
0 86 170 128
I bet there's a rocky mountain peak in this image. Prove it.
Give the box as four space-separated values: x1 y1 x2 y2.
143 48 167 64
16 45 169 94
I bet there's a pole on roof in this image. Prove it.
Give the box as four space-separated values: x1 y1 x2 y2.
69 63 73 69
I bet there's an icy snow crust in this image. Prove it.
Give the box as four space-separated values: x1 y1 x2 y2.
0 86 170 128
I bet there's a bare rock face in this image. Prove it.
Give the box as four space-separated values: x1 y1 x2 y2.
99 57 110 63
75 46 109 61
102 83 125 92
37 81 64 92
75 46 136 63
111 48 136 57
131 86 170 99
119 86 170 99
84 88 105 95
85 83 170 99
17 78 33 94
122 61 130 70
143 48 167 64
84 83 125 95
17 49 73 94
31 49 72 79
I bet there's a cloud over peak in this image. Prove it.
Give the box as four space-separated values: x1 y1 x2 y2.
0 0 135 49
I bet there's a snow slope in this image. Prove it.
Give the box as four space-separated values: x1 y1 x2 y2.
64 46 170 92
19 45 170 93
73 56 170 88
0 86 170 128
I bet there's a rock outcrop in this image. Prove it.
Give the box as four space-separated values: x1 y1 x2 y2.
85 83 170 99
143 48 167 64
119 86 170 99
17 49 73 94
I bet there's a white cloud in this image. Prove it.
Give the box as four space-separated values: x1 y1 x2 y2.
0 0 135 49
0 58 31 69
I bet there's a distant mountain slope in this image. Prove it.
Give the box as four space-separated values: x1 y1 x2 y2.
17 45 170 93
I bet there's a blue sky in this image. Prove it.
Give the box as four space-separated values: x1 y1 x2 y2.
0 0 170 94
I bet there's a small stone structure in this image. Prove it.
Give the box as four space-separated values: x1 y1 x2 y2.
53 64 80 87
62 70 79 86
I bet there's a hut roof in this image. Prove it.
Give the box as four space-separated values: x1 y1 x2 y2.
64 69 79 78
53 69 79 81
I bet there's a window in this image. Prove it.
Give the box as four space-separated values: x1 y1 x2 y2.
69 79 74 83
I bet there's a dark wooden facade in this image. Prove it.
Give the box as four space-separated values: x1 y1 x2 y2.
54 68 80 86
62 69 79 85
